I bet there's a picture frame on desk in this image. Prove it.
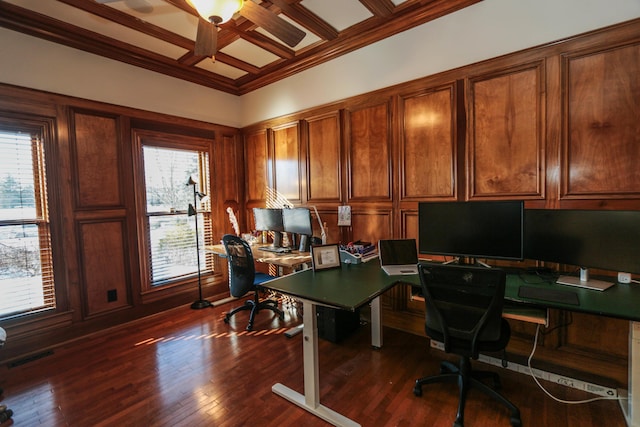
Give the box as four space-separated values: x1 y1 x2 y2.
311 244 341 271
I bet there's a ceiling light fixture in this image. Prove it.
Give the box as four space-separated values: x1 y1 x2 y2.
186 0 244 25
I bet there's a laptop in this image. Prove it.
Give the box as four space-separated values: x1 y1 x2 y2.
379 239 419 276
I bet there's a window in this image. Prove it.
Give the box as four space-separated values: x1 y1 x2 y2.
0 128 55 319
142 145 212 287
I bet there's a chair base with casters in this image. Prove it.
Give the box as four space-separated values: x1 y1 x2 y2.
413 350 522 427
415 263 522 427
223 272 284 331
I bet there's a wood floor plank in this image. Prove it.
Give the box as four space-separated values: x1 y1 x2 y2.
0 300 627 426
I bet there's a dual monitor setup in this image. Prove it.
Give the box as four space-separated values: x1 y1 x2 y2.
418 201 640 290
253 207 313 253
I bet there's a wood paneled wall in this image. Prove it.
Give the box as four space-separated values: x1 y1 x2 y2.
0 86 240 362
241 19 640 387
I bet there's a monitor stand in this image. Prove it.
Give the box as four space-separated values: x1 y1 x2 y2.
298 234 310 252
272 231 283 248
556 268 614 291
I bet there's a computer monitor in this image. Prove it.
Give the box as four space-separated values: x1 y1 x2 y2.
282 208 313 252
524 209 640 280
253 208 284 247
418 200 524 263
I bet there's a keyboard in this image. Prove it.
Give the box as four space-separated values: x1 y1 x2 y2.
258 246 291 254
518 285 580 306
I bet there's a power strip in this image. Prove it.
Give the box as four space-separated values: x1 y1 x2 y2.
429 340 617 398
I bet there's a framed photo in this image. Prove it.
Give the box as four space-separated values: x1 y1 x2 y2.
311 244 341 271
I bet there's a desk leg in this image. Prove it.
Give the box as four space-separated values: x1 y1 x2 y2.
370 296 382 349
272 300 361 427
622 321 640 426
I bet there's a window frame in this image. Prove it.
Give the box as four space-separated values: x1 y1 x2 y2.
134 131 216 295
0 117 61 321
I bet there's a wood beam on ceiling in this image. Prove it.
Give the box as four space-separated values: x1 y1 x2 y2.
0 1 240 94
358 0 395 17
235 0 484 94
269 0 339 40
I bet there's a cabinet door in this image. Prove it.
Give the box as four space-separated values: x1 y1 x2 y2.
562 42 640 199
467 62 545 199
399 84 457 200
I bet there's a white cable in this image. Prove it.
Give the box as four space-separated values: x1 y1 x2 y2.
527 324 623 404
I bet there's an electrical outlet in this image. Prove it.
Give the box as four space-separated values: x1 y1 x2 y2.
618 272 631 284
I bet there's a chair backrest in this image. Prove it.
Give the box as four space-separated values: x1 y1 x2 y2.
418 263 506 359
222 234 257 298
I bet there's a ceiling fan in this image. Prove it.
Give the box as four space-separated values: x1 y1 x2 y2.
96 0 154 14
186 0 306 58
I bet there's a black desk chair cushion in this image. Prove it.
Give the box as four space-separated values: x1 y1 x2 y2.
414 263 521 427
222 235 284 331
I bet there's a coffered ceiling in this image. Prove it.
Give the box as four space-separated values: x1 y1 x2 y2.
0 0 482 95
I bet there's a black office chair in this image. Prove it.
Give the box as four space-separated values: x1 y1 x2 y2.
414 263 521 427
222 234 284 331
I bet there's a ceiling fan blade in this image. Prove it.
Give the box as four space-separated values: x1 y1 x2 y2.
239 1 305 48
95 0 153 14
194 18 217 58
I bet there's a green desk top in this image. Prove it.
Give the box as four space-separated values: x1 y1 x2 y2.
262 261 398 311
503 272 640 322
265 261 640 321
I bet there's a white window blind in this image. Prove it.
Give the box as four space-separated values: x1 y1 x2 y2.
0 130 55 319
143 145 211 286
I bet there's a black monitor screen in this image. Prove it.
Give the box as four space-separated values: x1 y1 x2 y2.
418 201 524 261
524 209 640 274
253 208 284 232
282 208 313 236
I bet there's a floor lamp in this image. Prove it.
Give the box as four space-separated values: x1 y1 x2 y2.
187 177 212 309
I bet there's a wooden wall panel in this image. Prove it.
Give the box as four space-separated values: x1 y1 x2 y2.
215 133 242 237
217 133 241 205
347 102 392 201
350 209 392 244
399 85 456 200
244 129 269 204
78 219 130 317
306 112 342 203
562 42 640 199
401 210 419 240
468 63 544 199
563 313 627 361
273 122 302 204
71 111 122 208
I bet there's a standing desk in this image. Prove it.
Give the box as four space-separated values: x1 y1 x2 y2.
263 260 640 427
204 244 311 271
262 261 398 427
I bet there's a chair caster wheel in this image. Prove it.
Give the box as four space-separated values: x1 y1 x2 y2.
510 416 522 427
223 317 230 324
453 421 463 427
413 386 422 397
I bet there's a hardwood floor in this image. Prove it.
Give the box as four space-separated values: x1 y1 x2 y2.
0 298 627 426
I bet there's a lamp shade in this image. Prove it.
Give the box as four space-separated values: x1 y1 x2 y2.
186 0 243 24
